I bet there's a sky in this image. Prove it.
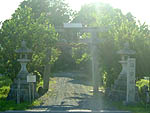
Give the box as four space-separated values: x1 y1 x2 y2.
0 0 150 25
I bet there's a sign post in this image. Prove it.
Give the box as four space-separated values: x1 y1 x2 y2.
27 74 36 103
17 79 20 104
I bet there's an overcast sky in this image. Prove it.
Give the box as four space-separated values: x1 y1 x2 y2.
0 0 150 25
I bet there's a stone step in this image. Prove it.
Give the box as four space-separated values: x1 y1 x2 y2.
1 110 131 113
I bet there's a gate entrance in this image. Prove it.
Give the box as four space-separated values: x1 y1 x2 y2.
46 23 108 95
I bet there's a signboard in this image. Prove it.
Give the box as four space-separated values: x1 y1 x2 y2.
64 23 82 28
126 58 136 103
27 75 36 83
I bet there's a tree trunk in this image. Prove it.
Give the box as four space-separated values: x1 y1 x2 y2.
43 49 51 92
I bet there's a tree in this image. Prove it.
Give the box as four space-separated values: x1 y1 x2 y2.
72 2 150 87
0 0 76 91
20 0 74 26
0 6 58 80
19 0 78 73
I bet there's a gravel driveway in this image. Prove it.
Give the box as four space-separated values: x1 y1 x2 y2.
32 72 115 111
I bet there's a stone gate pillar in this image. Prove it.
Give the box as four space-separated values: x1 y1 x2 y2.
126 58 136 103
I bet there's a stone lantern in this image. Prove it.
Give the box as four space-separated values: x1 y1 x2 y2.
109 42 135 101
15 40 32 75
117 42 136 80
7 40 32 103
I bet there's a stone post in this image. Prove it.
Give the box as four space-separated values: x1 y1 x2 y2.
126 58 136 103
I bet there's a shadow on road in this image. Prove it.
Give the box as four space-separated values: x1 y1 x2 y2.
31 72 116 112
32 92 115 111
53 72 93 86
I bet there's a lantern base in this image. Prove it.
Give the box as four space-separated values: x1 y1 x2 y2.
7 71 30 102
107 73 127 101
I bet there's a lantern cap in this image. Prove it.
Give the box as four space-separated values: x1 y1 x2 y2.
117 42 136 55
15 40 32 53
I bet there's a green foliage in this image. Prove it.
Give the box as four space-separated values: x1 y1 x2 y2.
72 2 150 87
72 46 90 64
136 79 150 104
0 75 43 111
20 0 74 26
0 0 76 77
0 4 58 80
1 0 150 99
0 76 12 99
0 75 29 111
0 100 30 111
136 79 149 90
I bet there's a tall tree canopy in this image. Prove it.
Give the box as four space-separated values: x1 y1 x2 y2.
0 1 59 80
0 1 150 88
20 0 74 26
72 3 150 87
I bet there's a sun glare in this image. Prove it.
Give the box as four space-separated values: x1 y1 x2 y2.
66 0 150 24
66 0 108 11
0 0 150 24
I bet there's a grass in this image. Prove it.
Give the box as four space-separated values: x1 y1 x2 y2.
112 101 150 113
101 87 150 113
0 75 55 111
0 75 33 111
